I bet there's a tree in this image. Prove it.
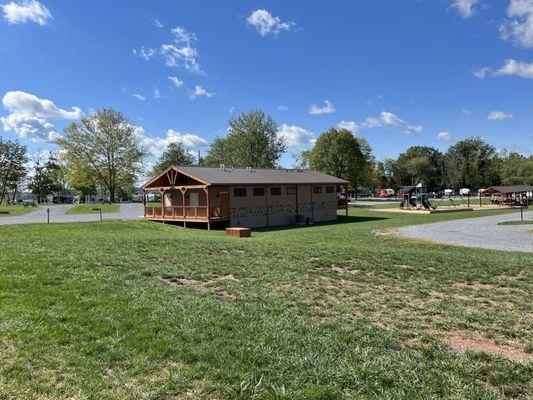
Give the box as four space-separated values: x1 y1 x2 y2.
203 110 286 168
201 137 228 167
499 153 533 185
152 141 194 175
307 128 366 189
443 137 498 190
0 138 27 205
27 155 63 203
393 146 443 190
57 109 146 202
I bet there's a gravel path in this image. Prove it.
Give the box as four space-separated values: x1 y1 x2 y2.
397 211 533 253
0 203 144 225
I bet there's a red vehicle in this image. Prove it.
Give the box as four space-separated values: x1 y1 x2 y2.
377 188 395 198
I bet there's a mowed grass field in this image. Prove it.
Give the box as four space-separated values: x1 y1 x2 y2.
0 204 39 217
0 208 531 399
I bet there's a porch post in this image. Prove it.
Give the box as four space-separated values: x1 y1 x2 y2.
143 189 146 217
204 186 211 230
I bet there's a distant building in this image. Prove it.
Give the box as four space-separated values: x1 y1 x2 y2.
142 166 348 229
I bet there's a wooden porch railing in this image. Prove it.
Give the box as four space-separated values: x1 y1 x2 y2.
144 206 229 220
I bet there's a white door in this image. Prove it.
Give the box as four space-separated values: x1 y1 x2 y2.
189 192 199 206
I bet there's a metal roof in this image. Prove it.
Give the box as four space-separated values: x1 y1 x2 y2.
171 166 349 186
481 185 533 194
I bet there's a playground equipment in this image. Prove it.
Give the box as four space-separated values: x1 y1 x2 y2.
398 185 436 210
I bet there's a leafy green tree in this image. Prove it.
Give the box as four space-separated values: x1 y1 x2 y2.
0 138 27 205
57 109 146 202
203 110 286 168
499 153 533 185
27 155 63 203
307 128 366 189
394 146 443 190
201 137 228 167
443 137 499 190
152 142 194 175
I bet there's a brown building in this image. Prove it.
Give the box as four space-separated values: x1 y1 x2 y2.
142 166 349 229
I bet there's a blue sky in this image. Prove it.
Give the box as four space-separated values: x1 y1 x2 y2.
1 0 532 170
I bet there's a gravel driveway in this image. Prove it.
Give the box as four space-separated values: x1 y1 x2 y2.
397 210 533 253
0 203 144 225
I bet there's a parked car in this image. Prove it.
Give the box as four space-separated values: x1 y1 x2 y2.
356 188 372 198
377 188 395 198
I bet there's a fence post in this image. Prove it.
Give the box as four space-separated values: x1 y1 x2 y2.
47 208 50 224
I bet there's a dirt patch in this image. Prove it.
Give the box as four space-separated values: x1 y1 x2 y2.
452 282 513 292
445 330 530 362
395 264 414 270
373 228 397 237
157 274 239 296
315 264 362 276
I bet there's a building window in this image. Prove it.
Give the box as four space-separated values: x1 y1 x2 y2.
286 186 297 195
326 186 335 193
313 186 322 194
253 187 265 197
234 188 247 197
270 187 281 196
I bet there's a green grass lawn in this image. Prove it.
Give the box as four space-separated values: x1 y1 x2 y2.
0 204 39 217
0 208 531 399
498 220 533 226
66 203 120 214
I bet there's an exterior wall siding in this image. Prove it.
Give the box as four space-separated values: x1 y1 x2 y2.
227 183 338 227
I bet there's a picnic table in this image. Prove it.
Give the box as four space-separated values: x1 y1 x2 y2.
22 200 37 207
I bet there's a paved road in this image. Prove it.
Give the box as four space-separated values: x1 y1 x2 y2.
397 211 533 253
0 203 144 225
349 200 400 206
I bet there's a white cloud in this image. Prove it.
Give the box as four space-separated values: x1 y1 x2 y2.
277 124 315 148
462 109 472 116
246 9 295 37
362 111 422 134
135 26 203 74
0 90 81 141
153 87 160 99
1 0 52 25
436 131 454 141
450 0 481 19
2 91 82 119
168 76 184 88
337 120 360 133
308 100 336 115
0 113 59 141
277 105 290 111
500 0 533 48
488 110 514 121
162 27 202 74
189 85 214 100
474 59 533 79
138 47 156 60
153 19 164 28
140 128 209 157
133 93 146 101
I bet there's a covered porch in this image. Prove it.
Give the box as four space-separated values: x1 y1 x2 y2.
143 167 229 229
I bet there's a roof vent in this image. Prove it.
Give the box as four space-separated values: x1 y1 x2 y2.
219 164 225 171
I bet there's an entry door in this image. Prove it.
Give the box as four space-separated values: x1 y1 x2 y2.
189 192 199 206
219 192 229 217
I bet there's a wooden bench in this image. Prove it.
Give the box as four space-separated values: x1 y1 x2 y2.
226 227 251 238
23 200 37 207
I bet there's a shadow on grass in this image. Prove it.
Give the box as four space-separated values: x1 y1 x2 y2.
253 215 389 233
